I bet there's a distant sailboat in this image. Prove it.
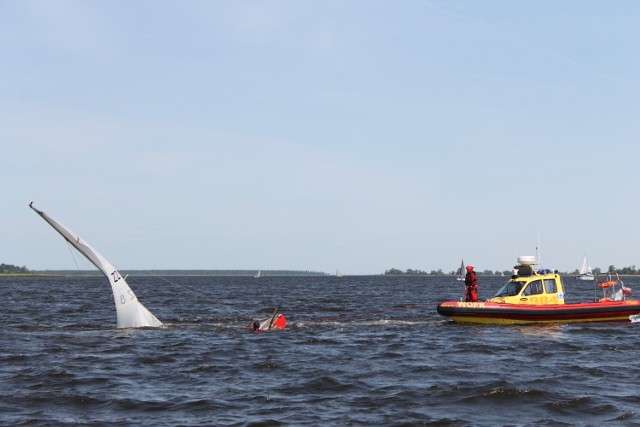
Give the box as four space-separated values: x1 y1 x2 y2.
336 268 343 278
576 256 594 281
456 259 465 281
254 270 261 279
29 202 163 328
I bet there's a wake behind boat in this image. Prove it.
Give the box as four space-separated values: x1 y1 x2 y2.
437 256 640 324
29 202 163 329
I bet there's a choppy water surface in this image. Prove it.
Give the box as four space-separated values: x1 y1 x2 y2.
2 274 640 426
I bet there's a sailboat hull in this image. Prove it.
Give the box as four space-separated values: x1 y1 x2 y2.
437 300 640 324
257 314 287 331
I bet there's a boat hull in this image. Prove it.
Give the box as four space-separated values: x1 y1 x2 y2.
436 300 640 324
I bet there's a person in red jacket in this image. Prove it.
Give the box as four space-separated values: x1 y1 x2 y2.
465 265 478 302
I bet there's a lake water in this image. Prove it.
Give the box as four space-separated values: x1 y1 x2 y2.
1 274 639 426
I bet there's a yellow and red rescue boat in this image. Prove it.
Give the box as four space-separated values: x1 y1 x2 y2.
437 256 640 324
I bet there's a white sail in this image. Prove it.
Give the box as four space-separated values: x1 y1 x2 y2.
576 256 594 281
254 270 261 278
336 268 342 277
29 203 163 328
456 259 465 281
579 257 590 274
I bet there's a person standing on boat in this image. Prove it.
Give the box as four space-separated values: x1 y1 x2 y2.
465 265 478 302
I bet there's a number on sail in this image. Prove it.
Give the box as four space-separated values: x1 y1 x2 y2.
111 271 122 282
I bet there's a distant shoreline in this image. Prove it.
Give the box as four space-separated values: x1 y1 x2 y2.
4 272 639 278
0 273 72 278
1 270 331 278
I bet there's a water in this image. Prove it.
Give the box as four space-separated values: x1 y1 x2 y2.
2 274 640 426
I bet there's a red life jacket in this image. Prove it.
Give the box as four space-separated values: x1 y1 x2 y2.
465 271 477 287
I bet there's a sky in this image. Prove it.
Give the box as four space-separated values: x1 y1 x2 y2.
2 1 640 275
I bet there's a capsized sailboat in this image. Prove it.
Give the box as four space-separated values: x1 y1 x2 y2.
249 304 287 332
576 256 594 281
29 202 163 328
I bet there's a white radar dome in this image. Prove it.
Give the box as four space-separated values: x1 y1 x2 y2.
517 255 536 265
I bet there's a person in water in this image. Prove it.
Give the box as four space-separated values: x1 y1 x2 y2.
465 265 478 302
251 319 263 333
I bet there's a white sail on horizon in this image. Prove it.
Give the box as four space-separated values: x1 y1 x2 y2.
29 203 163 328
456 259 465 281
577 255 594 281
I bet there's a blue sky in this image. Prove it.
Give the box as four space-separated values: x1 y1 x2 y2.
2 1 639 274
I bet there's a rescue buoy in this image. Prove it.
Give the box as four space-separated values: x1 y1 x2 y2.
599 297 612 302
598 280 618 288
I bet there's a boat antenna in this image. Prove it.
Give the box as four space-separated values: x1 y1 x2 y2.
536 232 541 266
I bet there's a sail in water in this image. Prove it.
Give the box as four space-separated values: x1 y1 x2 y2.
254 270 261 278
456 259 465 281
29 202 163 328
576 256 594 281
336 268 343 278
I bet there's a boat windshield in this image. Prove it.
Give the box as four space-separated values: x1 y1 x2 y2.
494 280 525 297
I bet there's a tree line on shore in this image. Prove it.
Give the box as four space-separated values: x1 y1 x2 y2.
4 262 640 276
384 265 640 276
0 263 30 274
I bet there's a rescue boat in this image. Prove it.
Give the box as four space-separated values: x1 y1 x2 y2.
437 256 640 324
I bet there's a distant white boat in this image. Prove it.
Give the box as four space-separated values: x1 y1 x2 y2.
456 259 465 281
29 202 163 328
254 270 261 279
336 268 343 278
576 256 594 281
